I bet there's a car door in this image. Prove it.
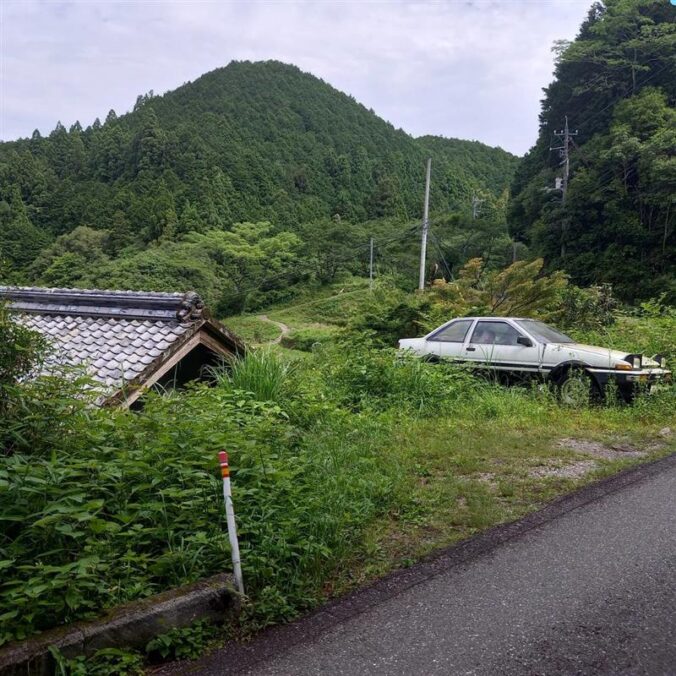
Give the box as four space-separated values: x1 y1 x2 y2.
425 319 475 361
463 320 536 373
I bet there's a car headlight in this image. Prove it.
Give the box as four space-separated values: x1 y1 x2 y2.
653 353 667 369
624 353 642 370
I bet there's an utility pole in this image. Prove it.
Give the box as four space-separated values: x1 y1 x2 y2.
471 194 484 220
551 115 578 257
418 158 432 291
552 115 578 204
369 236 374 291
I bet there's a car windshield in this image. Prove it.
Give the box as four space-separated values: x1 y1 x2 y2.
516 320 575 344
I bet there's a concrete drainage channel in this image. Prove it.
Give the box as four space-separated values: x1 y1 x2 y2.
0 574 239 676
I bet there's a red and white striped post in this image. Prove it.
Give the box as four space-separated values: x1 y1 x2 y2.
218 450 244 596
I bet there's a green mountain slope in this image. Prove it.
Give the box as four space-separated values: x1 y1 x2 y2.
508 0 675 301
1 61 515 243
0 61 518 309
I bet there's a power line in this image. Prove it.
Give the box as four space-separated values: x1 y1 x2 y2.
551 115 578 206
543 61 670 199
429 230 454 281
551 115 578 259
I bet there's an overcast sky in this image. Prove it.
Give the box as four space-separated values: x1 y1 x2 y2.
1 0 593 155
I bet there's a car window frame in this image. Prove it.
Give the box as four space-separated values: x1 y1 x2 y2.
468 319 528 347
426 318 475 343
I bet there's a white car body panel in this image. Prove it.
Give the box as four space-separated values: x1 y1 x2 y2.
398 317 670 388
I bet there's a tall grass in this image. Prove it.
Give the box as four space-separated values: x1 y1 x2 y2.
210 349 295 402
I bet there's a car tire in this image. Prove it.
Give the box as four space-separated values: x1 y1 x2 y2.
557 370 596 407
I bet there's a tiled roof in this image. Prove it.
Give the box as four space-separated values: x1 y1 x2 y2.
0 287 239 401
19 314 191 388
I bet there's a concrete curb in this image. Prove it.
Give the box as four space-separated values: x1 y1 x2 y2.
0 574 239 676
157 452 676 675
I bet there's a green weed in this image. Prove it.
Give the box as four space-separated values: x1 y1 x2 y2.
50 646 144 676
145 620 219 661
209 348 295 402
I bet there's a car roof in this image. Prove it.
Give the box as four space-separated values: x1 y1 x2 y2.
450 317 527 321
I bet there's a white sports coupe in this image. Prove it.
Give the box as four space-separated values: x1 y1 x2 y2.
398 317 671 404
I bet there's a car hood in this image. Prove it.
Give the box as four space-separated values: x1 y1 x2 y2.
547 343 659 367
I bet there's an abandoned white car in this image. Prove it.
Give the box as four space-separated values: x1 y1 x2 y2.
398 317 671 404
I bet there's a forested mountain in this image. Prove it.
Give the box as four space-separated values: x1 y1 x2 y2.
0 60 517 311
509 0 675 301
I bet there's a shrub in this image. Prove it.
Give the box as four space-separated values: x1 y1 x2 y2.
317 342 476 413
556 284 617 330
0 302 45 388
344 282 431 347
423 257 568 330
0 370 403 643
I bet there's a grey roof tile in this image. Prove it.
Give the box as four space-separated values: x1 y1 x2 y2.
13 311 193 396
3 286 244 402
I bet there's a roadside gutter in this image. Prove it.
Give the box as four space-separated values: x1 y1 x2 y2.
0 574 239 676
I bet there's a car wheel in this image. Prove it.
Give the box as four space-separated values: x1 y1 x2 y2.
558 370 595 407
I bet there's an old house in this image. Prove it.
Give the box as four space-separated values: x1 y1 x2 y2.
0 286 245 407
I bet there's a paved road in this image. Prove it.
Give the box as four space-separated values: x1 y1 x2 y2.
167 455 676 675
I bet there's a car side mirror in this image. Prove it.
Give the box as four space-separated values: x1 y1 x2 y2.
517 336 533 347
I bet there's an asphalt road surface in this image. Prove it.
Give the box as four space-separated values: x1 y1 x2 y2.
165 454 676 675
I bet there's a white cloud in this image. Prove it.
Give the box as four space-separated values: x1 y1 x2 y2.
1 0 591 154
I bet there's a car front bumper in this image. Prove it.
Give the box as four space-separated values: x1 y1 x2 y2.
588 367 672 387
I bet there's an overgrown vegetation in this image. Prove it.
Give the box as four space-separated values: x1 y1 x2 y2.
1 291 674 655
0 4 674 668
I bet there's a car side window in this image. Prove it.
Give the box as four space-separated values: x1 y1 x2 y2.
430 319 473 343
470 321 522 346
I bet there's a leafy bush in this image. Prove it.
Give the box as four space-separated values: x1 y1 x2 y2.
556 284 618 330
345 283 431 348
0 305 44 382
50 646 144 676
423 258 568 329
343 259 570 347
145 620 218 661
0 360 402 643
317 342 476 413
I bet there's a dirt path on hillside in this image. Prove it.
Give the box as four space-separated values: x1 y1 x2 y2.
257 315 290 345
